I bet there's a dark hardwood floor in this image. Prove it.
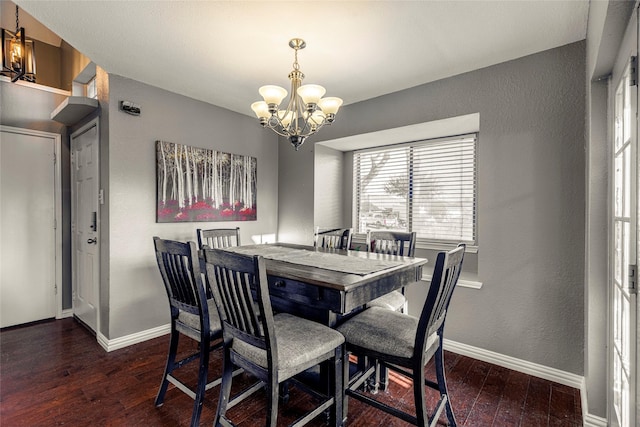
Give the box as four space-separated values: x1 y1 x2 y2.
0 318 582 426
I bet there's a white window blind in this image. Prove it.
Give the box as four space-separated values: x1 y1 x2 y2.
354 133 477 245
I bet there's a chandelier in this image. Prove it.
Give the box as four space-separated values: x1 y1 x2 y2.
1 5 36 82
251 38 343 151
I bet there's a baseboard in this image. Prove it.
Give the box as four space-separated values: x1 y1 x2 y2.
59 309 74 319
582 412 608 427
443 339 610 426
580 379 608 427
443 338 582 388
97 323 170 352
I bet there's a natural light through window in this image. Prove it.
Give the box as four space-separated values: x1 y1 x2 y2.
353 134 477 245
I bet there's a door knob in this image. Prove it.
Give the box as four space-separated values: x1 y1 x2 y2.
87 238 97 244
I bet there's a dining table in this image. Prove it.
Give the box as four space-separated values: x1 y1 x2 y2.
221 242 428 326
218 242 428 422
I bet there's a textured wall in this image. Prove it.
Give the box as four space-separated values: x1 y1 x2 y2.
279 41 586 375
104 75 279 339
314 145 346 235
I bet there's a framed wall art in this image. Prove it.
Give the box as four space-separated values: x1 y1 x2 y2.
156 140 257 223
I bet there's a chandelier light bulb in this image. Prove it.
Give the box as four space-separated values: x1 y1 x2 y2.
279 110 294 127
297 84 326 106
259 85 287 107
317 97 343 115
251 101 270 119
11 37 22 70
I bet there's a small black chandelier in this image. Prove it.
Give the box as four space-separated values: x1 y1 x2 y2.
2 5 36 82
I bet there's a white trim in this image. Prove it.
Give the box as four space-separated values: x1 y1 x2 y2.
417 242 479 254
98 323 171 352
421 274 483 290
580 378 609 427
0 75 71 96
317 113 480 152
60 309 74 319
443 339 583 389
443 339 610 426
0 125 63 323
582 413 608 427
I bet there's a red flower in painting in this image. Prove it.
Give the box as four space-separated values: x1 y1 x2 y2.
175 211 189 221
157 208 174 217
239 207 255 217
196 212 218 221
189 201 212 210
220 208 234 217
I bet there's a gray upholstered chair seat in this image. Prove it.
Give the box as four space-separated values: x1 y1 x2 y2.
176 299 222 341
233 313 345 380
366 290 406 311
336 307 437 360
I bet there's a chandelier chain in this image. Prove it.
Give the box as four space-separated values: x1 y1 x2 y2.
15 5 19 32
293 49 299 71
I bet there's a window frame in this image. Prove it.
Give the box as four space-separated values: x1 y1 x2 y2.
352 133 478 249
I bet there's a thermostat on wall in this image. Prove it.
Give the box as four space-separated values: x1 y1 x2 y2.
120 101 141 116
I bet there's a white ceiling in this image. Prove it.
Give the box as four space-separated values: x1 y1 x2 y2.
12 0 589 118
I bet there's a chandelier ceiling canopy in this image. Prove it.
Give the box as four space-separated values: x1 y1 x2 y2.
251 38 342 151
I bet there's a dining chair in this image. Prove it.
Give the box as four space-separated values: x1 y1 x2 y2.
314 227 353 250
196 227 240 249
366 230 417 312
153 237 224 427
336 244 465 427
203 247 346 427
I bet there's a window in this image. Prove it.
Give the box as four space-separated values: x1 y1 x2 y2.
353 133 477 245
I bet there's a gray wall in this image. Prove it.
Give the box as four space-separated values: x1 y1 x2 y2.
279 41 586 375
102 74 279 339
314 145 346 231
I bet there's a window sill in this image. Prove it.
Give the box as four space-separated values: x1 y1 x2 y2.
416 242 478 254
420 273 483 290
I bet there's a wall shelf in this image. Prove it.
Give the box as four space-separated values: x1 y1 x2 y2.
51 96 98 125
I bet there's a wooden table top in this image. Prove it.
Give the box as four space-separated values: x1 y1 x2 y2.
223 242 427 295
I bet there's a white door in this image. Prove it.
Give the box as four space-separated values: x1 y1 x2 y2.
610 8 638 427
0 127 60 328
71 120 99 332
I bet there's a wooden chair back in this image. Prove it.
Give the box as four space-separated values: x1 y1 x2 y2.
153 237 210 328
197 227 240 249
368 231 417 256
314 227 353 250
203 248 275 377
416 243 465 356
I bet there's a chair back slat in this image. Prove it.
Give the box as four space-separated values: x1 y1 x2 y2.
416 244 465 355
197 227 241 249
368 231 416 257
154 237 208 319
204 248 274 353
314 227 353 250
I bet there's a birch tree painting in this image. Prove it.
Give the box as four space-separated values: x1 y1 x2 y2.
156 140 257 223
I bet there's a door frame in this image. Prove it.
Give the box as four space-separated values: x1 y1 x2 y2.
0 125 63 320
70 117 100 334
608 5 639 425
